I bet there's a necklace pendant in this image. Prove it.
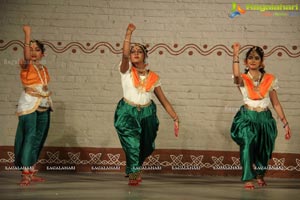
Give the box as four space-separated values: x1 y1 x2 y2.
138 86 146 93
254 86 260 92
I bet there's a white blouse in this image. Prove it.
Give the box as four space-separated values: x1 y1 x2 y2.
120 65 161 105
238 77 279 108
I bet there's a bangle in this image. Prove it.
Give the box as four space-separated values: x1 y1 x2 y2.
124 39 130 43
24 43 30 47
173 116 179 122
283 122 289 128
233 60 239 63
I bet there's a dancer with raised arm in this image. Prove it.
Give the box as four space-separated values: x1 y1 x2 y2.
114 23 179 186
230 43 291 189
14 25 53 186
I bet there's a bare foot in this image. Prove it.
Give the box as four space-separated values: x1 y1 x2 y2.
19 173 31 186
244 181 255 190
257 177 267 187
30 170 45 182
30 175 45 182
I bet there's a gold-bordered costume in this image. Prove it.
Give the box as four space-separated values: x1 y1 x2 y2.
14 64 53 168
231 73 278 181
17 64 53 116
114 65 160 178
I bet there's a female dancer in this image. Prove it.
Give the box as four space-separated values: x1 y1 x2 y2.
231 42 291 189
114 23 179 186
14 25 53 186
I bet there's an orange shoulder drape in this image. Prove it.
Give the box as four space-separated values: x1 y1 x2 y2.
20 64 50 86
241 73 275 100
131 67 159 92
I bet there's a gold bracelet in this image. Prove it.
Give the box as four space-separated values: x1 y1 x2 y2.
24 43 30 47
233 60 239 63
283 122 289 128
124 39 130 43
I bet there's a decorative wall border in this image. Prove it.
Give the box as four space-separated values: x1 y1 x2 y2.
0 40 299 57
0 146 299 178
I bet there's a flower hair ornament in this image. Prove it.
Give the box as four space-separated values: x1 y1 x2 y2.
251 46 264 56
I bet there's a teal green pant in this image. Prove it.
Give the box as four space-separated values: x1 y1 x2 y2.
14 110 50 168
114 99 159 175
231 106 277 181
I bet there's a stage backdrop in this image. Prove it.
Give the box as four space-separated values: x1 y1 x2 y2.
0 0 299 178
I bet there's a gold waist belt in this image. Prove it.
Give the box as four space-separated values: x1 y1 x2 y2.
244 104 268 112
123 98 152 110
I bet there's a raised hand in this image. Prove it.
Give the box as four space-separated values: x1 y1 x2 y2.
232 42 240 55
284 126 291 140
127 23 136 34
121 23 136 73
22 25 32 61
23 25 31 35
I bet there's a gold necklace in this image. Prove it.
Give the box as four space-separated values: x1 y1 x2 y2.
137 71 149 93
248 72 261 92
33 64 48 91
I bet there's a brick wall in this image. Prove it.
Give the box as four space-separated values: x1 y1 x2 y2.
0 0 299 156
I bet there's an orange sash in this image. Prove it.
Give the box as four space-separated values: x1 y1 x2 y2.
131 67 159 92
242 73 275 100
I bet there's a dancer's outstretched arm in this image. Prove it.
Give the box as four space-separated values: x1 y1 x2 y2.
232 42 242 85
20 25 31 69
270 90 291 140
120 23 136 73
154 86 179 137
